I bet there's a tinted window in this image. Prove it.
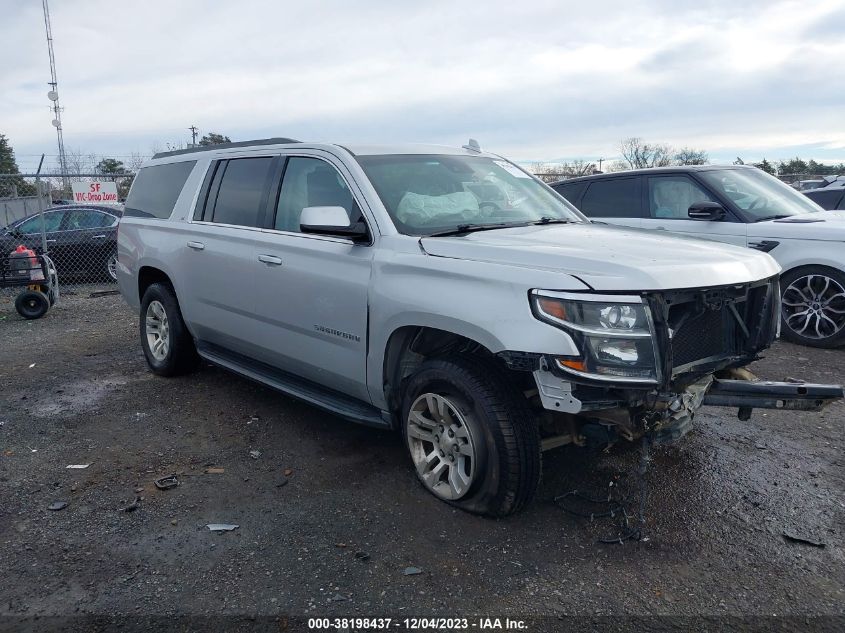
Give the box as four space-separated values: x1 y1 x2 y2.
838 193 845 210
805 189 842 210
581 178 641 218
65 209 115 229
211 157 274 227
125 161 196 219
18 211 64 234
553 181 588 205
648 175 715 219
275 158 355 232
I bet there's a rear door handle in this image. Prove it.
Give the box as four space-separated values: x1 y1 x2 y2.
46 239 57 243
258 254 283 266
92 234 107 239
187 241 205 250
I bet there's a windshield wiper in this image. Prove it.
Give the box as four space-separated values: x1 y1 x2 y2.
426 222 530 237
753 214 792 222
533 216 573 225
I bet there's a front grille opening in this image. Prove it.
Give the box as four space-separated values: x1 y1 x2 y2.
670 307 728 367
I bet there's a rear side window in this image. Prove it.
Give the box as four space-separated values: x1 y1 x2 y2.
581 178 641 218
838 193 845 210
552 181 587 205
209 158 275 228
65 209 116 229
125 161 196 219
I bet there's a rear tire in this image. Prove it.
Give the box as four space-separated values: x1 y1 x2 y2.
140 282 199 376
15 290 50 320
401 355 541 517
780 266 845 348
106 252 118 282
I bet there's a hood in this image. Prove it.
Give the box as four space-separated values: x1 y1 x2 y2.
749 210 845 240
420 223 780 292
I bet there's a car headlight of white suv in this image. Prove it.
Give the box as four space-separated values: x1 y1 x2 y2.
530 290 660 384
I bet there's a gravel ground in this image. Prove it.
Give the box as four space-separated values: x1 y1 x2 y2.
0 289 843 631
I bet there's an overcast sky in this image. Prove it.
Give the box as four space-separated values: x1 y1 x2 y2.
2 0 844 171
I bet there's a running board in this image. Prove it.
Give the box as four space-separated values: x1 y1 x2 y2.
196 343 389 429
703 379 843 416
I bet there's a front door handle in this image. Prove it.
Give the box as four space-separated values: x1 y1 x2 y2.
92 234 107 239
46 239 57 243
258 254 283 266
187 241 205 250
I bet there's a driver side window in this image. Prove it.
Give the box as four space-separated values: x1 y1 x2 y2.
648 176 715 220
274 157 356 233
18 211 64 234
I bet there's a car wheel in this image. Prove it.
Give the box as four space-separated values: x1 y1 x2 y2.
140 282 199 376
15 290 50 320
106 252 118 282
780 266 845 348
401 355 541 517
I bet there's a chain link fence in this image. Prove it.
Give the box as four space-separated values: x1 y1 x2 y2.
1 173 133 318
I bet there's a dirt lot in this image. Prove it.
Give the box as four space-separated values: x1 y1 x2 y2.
0 289 843 631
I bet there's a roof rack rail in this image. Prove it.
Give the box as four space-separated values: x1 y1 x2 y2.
152 137 301 159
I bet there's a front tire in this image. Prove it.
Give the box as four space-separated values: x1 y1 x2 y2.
780 266 845 348
140 283 199 376
401 356 541 517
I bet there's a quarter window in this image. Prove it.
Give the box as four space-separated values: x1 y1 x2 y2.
125 160 196 219
275 157 355 233
648 176 715 219
210 157 275 228
553 181 588 205
580 178 641 218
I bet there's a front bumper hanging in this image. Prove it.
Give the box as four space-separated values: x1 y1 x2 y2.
702 379 843 417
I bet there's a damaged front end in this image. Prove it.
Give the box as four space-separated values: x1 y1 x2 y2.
507 276 843 449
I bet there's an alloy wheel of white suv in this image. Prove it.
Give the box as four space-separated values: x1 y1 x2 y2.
780 266 845 348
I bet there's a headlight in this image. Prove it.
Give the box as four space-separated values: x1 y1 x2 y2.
531 291 659 384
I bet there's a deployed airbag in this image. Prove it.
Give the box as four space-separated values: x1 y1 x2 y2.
396 191 480 225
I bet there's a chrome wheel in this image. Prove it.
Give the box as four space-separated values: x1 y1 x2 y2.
782 274 845 340
145 300 170 361
406 393 477 501
107 253 118 281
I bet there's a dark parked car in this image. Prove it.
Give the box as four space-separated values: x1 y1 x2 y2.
0 204 122 281
803 177 845 210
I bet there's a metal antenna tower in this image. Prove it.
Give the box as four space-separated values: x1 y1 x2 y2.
42 0 69 194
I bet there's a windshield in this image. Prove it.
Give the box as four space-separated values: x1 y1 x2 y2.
699 168 824 221
356 154 584 235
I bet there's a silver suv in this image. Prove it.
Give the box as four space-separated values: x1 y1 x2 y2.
117 138 841 516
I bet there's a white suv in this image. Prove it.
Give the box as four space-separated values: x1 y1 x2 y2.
553 166 845 348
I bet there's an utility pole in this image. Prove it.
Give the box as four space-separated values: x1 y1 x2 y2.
188 125 199 147
597 157 604 172
42 0 69 195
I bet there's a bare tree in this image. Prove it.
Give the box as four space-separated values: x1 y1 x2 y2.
529 160 597 182
674 147 709 165
619 137 673 169
566 159 597 177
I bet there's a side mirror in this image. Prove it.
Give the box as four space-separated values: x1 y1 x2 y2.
688 201 726 221
300 206 368 241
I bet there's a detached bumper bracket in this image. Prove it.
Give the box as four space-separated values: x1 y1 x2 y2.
703 379 843 412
